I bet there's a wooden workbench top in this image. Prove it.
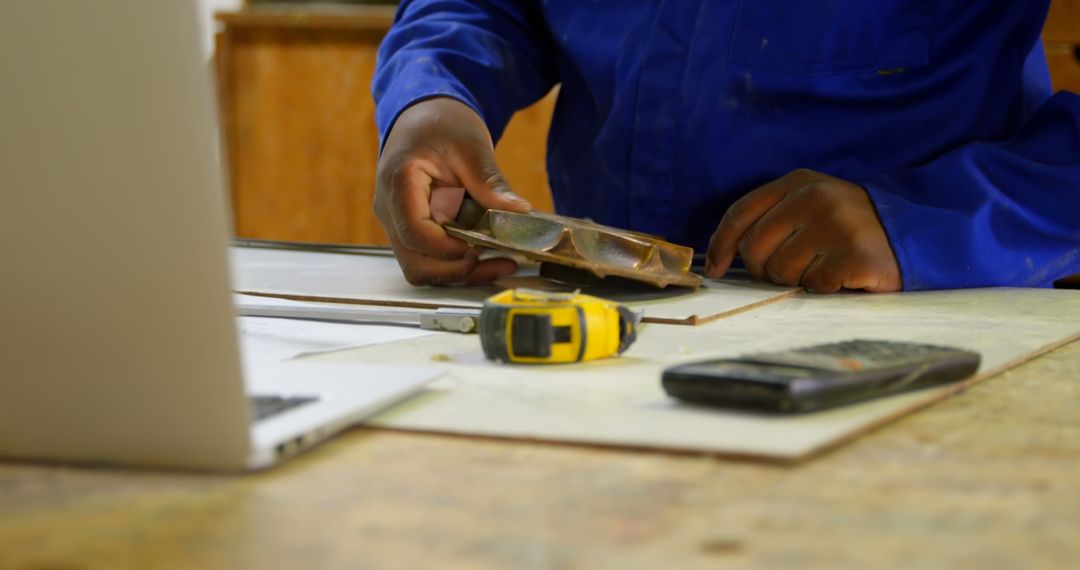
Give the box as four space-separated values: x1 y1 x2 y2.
2 338 1078 569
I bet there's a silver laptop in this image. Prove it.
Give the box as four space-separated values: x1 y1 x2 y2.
0 3 438 470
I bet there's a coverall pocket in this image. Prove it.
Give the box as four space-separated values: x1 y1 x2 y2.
729 0 932 75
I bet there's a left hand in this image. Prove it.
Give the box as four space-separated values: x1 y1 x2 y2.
705 169 902 293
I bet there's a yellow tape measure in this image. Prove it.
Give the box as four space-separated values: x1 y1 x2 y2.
479 289 641 364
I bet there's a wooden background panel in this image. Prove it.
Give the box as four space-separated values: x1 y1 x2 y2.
1046 44 1080 93
222 26 388 245
1045 0 1080 43
217 8 555 246
1045 0 1080 94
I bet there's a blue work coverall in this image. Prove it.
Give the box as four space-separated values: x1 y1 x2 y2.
372 0 1080 290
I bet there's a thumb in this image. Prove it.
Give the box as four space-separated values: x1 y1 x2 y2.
449 138 532 214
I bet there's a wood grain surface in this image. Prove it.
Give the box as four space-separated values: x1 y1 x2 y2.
1046 0 1080 93
1045 0 1080 43
1046 43 1080 93
219 23 389 244
216 7 554 247
2 338 1077 570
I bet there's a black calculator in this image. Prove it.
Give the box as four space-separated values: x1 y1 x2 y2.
661 340 981 414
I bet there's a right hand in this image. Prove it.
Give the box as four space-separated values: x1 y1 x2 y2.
374 97 532 286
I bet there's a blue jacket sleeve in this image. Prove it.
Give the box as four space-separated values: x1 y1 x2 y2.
863 92 1080 290
371 0 558 149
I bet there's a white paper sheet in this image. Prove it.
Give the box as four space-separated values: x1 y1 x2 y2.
309 287 1080 461
231 248 1080 461
230 247 797 324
